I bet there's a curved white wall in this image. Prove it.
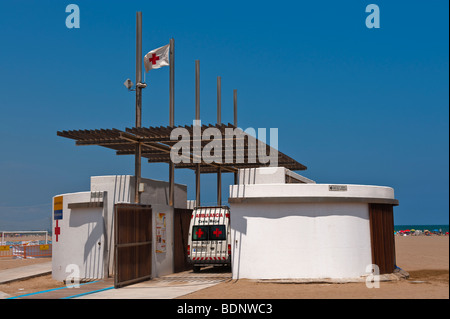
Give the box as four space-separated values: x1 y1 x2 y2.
229 176 398 280
230 183 396 203
52 192 106 282
230 201 372 280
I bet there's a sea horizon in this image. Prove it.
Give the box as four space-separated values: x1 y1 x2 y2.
394 224 449 233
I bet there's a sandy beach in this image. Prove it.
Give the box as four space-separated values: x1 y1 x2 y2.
180 236 449 299
0 235 448 299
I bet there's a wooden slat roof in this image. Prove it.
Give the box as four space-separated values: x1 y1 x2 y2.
57 123 307 173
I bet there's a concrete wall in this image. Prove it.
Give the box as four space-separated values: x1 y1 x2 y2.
230 183 396 203
89 175 187 277
238 167 315 185
52 192 107 281
90 175 187 209
229 167 398 280
230 201 372 280
151 203 174 278
52 175 187 282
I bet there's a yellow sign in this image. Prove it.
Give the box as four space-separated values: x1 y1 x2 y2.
39 245 49 251
53 196 63 211
0 245 10 251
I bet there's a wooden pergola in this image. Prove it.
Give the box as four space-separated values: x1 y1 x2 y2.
57 123 307 206
57 123 306 173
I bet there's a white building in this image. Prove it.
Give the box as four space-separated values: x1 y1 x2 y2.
51 175 187 282
229 167 398 281
52 168 398 284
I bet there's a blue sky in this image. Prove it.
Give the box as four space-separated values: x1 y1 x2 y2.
0 0 448 230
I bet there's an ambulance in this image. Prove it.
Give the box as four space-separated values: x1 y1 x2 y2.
187 206 231 272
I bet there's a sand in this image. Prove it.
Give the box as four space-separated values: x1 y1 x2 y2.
0 257 52 272
180 236 449 299
0 236 448 299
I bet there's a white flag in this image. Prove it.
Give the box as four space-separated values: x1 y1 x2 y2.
144 44 170 72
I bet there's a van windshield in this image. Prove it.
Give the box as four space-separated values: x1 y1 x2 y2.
192 226 208 241
192 225 226 241
209 225 226 240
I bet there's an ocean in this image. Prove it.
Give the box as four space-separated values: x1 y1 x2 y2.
394 224 449 233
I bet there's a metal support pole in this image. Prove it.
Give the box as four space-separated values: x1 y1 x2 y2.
217 76 221 124
135 11 143 204
195 60 200 206
233 89 237 127
169 38 175 207
217 167 222 206
135 143 142 203
136 12 143 128
170 38 175 125
233 89 238 185
196 164 201 207
195 60 200 120
217 76 222 205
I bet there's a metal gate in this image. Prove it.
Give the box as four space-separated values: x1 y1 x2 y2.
114 204 152 288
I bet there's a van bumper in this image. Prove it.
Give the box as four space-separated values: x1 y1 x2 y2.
189 256 231 265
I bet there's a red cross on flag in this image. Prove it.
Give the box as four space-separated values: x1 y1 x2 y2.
144 44 170 72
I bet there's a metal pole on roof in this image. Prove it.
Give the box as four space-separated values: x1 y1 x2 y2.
196 164 201 207
233 89 237 127
134 11 143 204
195 60 200 120
195 60 201 206
217 76 221 124
217 76 222 205
169 38 175 207
233 89 238 185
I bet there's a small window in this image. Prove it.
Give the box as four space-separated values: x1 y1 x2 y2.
209 225 226 241
192 226 209 241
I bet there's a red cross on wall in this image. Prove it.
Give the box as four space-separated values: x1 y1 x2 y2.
149 53 160 65
213 228 222 238
196 228 204 238
54 220 61 242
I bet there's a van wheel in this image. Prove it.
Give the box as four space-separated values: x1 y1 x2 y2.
193 266 201 273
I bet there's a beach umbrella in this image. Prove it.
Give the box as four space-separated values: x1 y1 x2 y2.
411 229 415 232
433 229 439 232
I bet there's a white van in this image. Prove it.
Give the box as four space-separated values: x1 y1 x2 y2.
187 206 231 272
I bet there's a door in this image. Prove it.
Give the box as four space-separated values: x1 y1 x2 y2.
173 208 193 272
369 204 396 274
67 207 105 280
114 204 152 288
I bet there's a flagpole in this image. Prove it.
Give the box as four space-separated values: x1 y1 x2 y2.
170 38 175 124
136 12 143 128
169 38 175 207
135 11 143 204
